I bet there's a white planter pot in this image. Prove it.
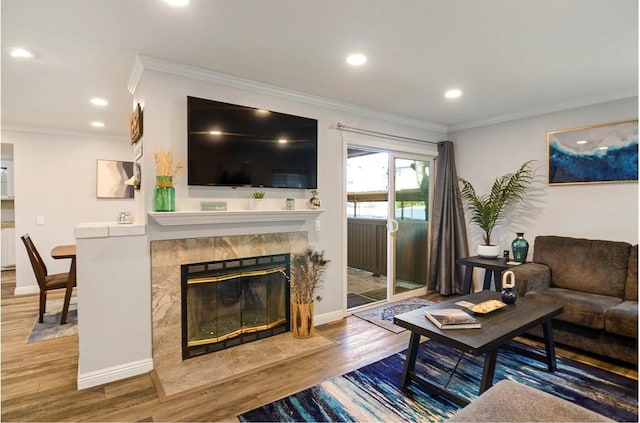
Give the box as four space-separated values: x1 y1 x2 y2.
478 244 500 258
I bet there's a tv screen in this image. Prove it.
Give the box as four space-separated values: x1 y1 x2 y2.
187 96 318 189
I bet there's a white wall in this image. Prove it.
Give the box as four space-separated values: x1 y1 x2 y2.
450 97 638 261
132 65 445 318
3 129 134 294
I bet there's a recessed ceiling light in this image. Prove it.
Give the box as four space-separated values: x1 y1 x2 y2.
164 0 189 6
576 140 588 145
90 98 108 106
209 130 222 135
598 146 609 150
8 47 35 58
91 121 105 128
444 89 462 99
278 139 288 144
346 53 367 66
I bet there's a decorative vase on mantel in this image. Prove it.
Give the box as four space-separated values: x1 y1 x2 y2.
309 189 321 210
511 232 529 263
153 175 175 212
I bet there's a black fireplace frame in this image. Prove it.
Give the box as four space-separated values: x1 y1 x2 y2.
180 253 291 360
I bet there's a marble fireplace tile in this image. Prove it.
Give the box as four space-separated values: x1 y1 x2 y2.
151 237 215 267
152 323 182 367
151 265 181 328
153 331 335 399
150 230 313 397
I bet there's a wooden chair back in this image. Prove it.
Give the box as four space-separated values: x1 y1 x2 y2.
20 234 48 290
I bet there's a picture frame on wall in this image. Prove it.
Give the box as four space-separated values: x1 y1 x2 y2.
96 159 135 198
547 119 638 185
134 138 143 160
130 103 143 144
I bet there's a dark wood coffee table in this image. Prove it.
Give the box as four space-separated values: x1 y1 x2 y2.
393 290 563 406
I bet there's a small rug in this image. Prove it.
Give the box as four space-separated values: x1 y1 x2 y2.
238 340 638 422
26 298 78 343
354 297 433 333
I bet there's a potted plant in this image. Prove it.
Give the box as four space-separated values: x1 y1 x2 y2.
288 247 329 338
458 161 534 258
250 191 265 210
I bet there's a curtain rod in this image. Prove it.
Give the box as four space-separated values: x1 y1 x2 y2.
336 123 438 145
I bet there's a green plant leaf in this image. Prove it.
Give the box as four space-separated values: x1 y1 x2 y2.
459 160 534 245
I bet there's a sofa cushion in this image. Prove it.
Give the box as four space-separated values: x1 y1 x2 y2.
524 288 622 329
625 245 638 301
533 236 630 298
510 263 551 297
605 301 638 339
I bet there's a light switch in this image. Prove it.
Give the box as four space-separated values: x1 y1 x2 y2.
36 216 45 225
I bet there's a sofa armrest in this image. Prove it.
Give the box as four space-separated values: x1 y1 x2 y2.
510 263 551 296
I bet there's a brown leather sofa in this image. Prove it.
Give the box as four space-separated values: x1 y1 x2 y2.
511 235 638 365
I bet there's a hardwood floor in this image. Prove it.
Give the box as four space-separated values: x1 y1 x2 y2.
1 269 636 422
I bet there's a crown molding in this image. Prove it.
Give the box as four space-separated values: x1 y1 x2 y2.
448 88 638 132
1 124 129 142
130 54 448 134
127 55 145 95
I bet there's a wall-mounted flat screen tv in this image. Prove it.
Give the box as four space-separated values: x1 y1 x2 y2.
187 96 318 189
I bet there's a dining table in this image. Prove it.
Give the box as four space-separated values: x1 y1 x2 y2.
50 244 76 325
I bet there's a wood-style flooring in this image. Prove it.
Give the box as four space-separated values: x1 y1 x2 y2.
1 269 636 422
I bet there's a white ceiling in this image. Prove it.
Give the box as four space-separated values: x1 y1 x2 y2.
1 0 638 139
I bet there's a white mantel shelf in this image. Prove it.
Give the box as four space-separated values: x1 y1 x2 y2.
148 209 324 226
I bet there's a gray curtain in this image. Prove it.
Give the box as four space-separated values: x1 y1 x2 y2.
428 141 469 295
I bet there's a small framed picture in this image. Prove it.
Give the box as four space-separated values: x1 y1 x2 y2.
96 159 134 198
134 139 143 160
130 103 143 144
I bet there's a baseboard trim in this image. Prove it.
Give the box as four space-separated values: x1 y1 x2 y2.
14 285 39 296
315 309 344 326
77 358 154 390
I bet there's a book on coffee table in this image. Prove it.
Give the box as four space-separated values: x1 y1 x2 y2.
424 308 481 329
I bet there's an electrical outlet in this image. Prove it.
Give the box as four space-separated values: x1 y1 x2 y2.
314 219 320 232
36 216 45 225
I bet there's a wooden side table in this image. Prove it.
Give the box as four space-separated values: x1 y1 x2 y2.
457 255 522 294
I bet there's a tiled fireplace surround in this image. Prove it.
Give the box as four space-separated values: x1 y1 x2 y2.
150 231 312 395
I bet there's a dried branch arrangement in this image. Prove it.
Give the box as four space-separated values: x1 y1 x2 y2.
154 149 184 176
288 248 329 304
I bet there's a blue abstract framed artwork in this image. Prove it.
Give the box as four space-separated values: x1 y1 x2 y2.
547 119 638 185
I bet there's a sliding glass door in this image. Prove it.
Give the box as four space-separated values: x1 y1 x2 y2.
346 147 433 310
390 156 430 296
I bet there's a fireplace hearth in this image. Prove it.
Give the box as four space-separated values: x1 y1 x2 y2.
181 253 290 359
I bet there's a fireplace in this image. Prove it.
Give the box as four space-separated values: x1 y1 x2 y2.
181 253 290 359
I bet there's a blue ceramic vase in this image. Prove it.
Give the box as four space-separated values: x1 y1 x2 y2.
511 232 529 263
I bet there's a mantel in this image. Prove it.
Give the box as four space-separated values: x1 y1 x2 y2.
147 209 324 226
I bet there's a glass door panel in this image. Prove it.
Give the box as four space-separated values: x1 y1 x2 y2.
392 157 429 295
346 149 389 309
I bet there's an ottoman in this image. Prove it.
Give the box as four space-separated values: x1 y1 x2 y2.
447 379 611 422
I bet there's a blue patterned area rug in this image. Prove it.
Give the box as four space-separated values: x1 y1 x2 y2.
238 341 638 422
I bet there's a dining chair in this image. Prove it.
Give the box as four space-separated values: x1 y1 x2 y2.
20 234 74 323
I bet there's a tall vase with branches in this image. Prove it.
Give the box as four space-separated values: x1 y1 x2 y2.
287 248 329 338
458 160 534 257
